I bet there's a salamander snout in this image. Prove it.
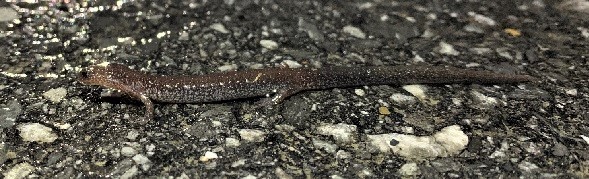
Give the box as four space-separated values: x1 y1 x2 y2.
77 68 93 83
78 63 139 87
78 66 106 85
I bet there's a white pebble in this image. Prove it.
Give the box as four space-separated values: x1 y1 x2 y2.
225 137 241 147
43 88 67 103
471 90 498 107
438 41 460 56
281 60 302 68
3 162 34 179
399 162 420 176
260 40 279 50
210 23 230 34
565 88 578 96
199 151 219 162
389 93 416 104
132 154 150 165
580 135 589 145
402 85 427 101
354 89 365 96
343 25 366 39
367 125 468 160
217 64 238 71
317 123 357 143
238 129 266 142
121 147 137 157
17 123 58 143
468 12 497 26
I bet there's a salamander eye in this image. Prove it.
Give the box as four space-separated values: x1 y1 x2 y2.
79 70 91 80
80 70 88 78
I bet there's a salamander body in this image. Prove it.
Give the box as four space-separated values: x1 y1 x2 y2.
79 63 535 123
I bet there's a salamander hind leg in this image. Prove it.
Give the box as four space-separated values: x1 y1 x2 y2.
137 94 154 125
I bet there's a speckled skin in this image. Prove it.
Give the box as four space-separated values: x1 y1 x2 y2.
78 63 535 123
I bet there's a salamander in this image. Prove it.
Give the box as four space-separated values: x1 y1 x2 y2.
78 63 536 123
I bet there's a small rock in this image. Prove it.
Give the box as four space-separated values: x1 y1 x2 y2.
367 125 468 160
211 120 222 127
156 31 168 39
231 159 246 167
468 12 497 26
557 0 589 13
504 28 522 37
120 166 138 179
43 87 67 103
343 25 367 39
260 40 279 50
402 85 432 104
433 125 470 155
401 126 414 134
54 123 71 130
378 106 391 115
178 31 189 41
0 7 18 22
518 161 539 173
471 91 498 108
0 100 22 128
389 93 416 104
465 63 481 68
217 64 238 71
437 41 460 56
210 23 230 34
46 152 63 165
3 162 34 179
330 174 345 179
367 133 396 153
578 27 589 39
17 123 58 143
470 47 492 55
238 129 266 142
132 154 149 164
552 142 569 156
317 123 357 143
121 147 137 157
463 24 485 33
132 154 151 171
399 162 420 176
275 167 293 179
185 121 216 138
225 137 241 147
580 135 589 145
335 150 351 159
242 174 257 179
354 89 365 96
199 151 219 162
412 55 425 62
489 141 509 159
496 48 513 60
298 18 324 41
312 139 338 153
565 88 578 96
281 60 302 68
126 130 139 140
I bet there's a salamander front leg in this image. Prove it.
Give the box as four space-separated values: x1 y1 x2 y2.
119 89 154 124
255 87 302 108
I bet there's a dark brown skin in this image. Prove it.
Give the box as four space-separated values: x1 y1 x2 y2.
78 63 536 124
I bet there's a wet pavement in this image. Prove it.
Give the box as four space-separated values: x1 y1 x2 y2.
1 0 588 178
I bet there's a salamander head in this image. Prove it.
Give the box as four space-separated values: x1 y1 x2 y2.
78 63 141 89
